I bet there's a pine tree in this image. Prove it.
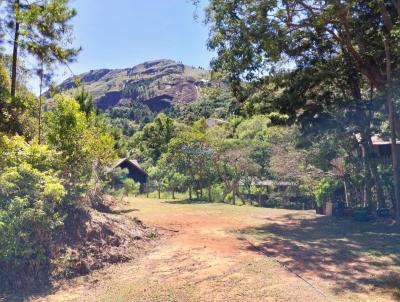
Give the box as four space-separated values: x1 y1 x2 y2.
4 0 80 96
4 0 80 138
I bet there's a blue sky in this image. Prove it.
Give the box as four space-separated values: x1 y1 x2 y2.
52 0 213 83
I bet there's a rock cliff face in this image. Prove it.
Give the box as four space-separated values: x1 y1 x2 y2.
56 59 211 112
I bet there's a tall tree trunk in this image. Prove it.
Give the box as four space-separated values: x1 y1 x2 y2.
208 184 212 202
172 188 175 199
11 0 20 98
368 163 385 209
362 136 386 208
343 180 349 207
384 34 400 222
363 167 372 211
158 186 161 199
345 51 382 210
387 91 400 216
38 62 44 144
362 141 371 209
365 175 373 212
189 186 192 201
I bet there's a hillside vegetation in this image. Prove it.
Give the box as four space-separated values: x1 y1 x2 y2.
55 59 212 112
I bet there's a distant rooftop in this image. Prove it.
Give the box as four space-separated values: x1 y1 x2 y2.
355 134 400 145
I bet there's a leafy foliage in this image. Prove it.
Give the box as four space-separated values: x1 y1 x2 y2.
168 87 236 122
313 177 341 208
120 178 140 199
0 93 116 290
46 94 116 202
0 136 65 289
128 113 179 165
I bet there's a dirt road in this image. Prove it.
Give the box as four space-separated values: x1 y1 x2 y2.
31 198 399 302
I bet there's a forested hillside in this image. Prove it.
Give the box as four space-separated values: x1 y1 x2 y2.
55 59 212 112
52 59 236 136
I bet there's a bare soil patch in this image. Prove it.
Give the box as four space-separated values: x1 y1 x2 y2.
51 209 156 280
19 198 400 301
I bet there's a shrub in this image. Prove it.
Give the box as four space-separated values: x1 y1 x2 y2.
120 178 141 198
106 167 129 193
0 163 65 290
0 95 116 290
267 112 289 125
46 94 116 205
313 177 339 207
211 184 225 202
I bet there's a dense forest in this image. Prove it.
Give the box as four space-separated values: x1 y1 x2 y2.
1 0 400 295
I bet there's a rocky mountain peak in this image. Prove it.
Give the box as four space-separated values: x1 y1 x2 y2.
56 59 211 112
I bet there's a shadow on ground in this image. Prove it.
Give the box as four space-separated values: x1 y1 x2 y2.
111 208 139 214
0 287 54 302
238 213 400 297
162 199 218 205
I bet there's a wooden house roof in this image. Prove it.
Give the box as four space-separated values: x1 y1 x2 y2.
355 134 400 145
113 158 147 176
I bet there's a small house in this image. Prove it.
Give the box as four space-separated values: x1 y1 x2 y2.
113 158 148 193
369 135 400 158
356 134 400 158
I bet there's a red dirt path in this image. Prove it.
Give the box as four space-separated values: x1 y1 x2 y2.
29 198 399 302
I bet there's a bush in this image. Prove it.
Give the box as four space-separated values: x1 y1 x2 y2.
266 192 287 208
0 163 65 290
0 95 116 290
313 177 339 207
105 167 129 193
211 184 225 202
223 191 245 205
120 178 141 198
46 94 116 204
267 112 289 125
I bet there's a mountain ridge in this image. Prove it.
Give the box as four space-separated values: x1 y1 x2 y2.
56 59 212 112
